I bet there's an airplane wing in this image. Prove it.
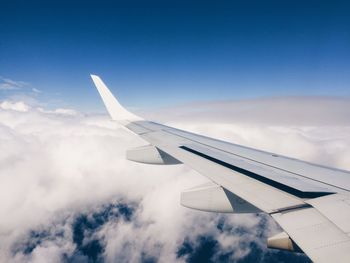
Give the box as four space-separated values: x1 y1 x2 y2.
91 75 350 263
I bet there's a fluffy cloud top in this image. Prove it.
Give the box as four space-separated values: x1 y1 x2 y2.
1 97 349 263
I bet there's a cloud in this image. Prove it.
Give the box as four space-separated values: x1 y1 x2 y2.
0 101 31 112
0 77 29 91
144 96 350 126
37 107 79 116
32 88 41 94
0 97 348 262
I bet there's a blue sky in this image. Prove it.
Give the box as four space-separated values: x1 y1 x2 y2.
0 0 349 112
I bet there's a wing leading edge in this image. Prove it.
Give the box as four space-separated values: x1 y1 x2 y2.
91 75 350 263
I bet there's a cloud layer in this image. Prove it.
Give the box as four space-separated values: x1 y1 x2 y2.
145 96 350 126
1 97 349 262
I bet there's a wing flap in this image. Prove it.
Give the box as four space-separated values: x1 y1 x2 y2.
272 206 350 263
307 194 350 234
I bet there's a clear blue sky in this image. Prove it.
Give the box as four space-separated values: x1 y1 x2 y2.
0 0 349 112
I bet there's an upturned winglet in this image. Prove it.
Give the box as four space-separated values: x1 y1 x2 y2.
90 75 142 121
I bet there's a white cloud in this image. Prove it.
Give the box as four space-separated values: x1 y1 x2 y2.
0 77 29 91
0 97 349 262
37 107 79 116
0 101 31 112
32 88 41 94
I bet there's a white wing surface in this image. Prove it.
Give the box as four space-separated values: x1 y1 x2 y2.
91 75 350 263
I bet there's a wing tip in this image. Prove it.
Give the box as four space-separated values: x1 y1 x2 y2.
90 74 100 81
90 74 143 122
